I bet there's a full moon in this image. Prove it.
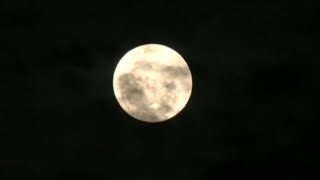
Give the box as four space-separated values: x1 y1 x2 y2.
113 44 192 123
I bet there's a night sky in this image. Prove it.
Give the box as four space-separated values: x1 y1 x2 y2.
0 0 319 179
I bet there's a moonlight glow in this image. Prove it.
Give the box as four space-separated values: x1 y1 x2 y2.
113 44 192 123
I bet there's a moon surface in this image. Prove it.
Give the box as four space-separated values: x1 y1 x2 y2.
113 44 192 123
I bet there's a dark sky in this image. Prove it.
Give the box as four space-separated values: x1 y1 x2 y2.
0 0 319 179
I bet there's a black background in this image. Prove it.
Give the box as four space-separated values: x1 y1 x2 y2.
0 0 319 179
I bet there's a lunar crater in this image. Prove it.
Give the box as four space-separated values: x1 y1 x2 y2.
163 81 176 91
117 73 145 104
162 65 191 78
134 60 154 71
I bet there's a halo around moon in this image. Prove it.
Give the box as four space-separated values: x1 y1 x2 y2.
113 44 192 123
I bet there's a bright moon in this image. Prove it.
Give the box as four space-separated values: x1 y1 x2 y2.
113 44 192 123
